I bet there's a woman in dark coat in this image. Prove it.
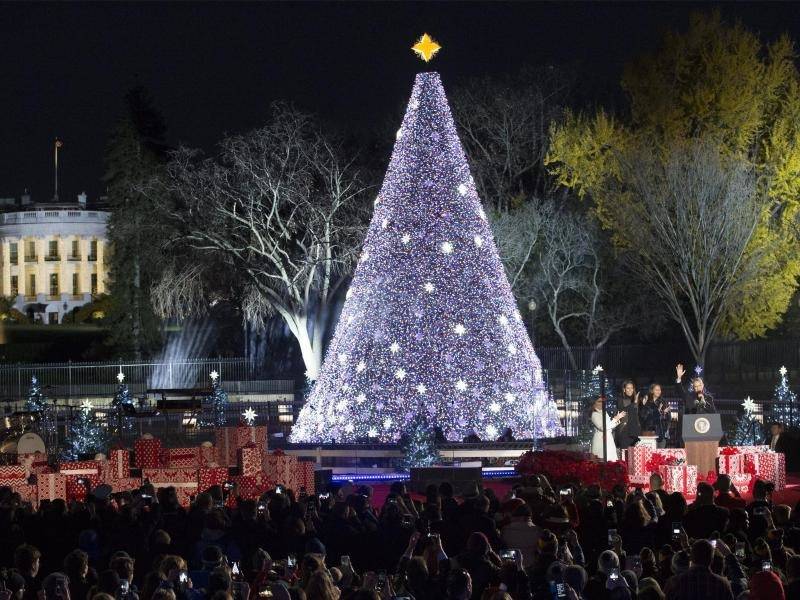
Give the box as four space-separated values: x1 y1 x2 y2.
638 384 661 435
615 380 641 450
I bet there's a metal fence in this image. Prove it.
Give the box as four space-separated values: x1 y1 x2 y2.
0 358 294 400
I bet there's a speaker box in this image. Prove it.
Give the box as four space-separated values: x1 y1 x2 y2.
409 466 482 495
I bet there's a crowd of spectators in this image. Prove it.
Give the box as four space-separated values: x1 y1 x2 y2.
0 472 798 600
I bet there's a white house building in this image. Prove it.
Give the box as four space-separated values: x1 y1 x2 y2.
0 192 110 324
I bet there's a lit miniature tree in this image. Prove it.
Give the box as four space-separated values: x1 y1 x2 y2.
769 366 799 428
291 58 563 443
110 372 135 434
61 400 108 460
576 365 610 448
203 370 228 427
25 375 46 412
400 413 439 470
731 396 766 446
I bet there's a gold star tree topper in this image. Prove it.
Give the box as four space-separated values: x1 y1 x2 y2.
412 33 441 63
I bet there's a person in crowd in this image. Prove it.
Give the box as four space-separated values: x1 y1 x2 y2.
616 381 641 450
663 540 733 600
682 483 730 540
13 545 42 600
675 364 716 414
591 397 624 460
712 476 747 511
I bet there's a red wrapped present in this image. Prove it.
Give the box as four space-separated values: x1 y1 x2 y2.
238 443 266 477
37 473 68 502
263 450 315 494
134 437 163 469
659 464 698 497
142 468 198 507
0 465 26 484
66 478 90 502
164 447 201 468
110 478 142 493
215 426 268 466
198 467 229 492
718 449 744 476
7 482 37 504
753 452 787 490
108 449 131 480
738 445 770 454
58 460 102 486
17 452 50 477
232 472 272 500
729 473 756 495
653 448 687 462
625 447 653 484
200 443 219 467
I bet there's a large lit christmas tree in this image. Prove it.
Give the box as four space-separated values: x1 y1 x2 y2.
203 371 228 427
25 375 46 412
291 39 563 443
110 371 135 434
769 366 799 428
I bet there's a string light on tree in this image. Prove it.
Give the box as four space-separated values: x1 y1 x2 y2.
731 396 766 446
290 44 563 443
769 365 799 428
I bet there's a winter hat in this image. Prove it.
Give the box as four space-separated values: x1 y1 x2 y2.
305 537 327 556
749 570 785 600
467 532 490 556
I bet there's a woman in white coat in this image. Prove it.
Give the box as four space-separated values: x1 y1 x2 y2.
591 397 623 461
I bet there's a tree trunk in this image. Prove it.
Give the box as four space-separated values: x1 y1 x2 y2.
132 254 142 360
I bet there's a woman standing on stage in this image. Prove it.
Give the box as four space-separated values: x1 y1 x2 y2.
591 397 624 460
615 380 641 450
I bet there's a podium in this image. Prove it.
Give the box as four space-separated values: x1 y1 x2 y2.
682 413 722 476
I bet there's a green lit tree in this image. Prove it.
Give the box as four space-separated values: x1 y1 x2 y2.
769 366 799 428
400 413 439 470
110 372 135 434
61 400 108 460
731 396 766 446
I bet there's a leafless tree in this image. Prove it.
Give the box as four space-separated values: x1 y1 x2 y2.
618 141 764 367
151 104 371 380
451 68 572 212
493 200 630 370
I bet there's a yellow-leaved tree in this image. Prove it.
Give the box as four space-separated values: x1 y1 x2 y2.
546 11 800 364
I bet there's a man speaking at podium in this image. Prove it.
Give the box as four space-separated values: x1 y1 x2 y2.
675 364 717 414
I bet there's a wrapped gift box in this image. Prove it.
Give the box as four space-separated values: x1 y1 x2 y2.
717 450 744 476
108 449 131 480
653 448 687 462
752 452 786 491
658 464 698 497
7 482 37 504
110 478 143 493
238 443 266 477
738 445 770 454
200 444 219 467
66 479 89 502
142 468 198 507
626 447 653 484
58 460 102 486
729 473 755 495
0 465 27 484
17 452 50 477
37 473 68 502
264 451 315 494
215 426 268 467
232 472 272 500
164 447 201 468
198 467 229 492
134 438 163 469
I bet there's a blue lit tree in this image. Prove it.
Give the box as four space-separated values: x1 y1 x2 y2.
291 70 563 443
400 412 439 469
731 396 766 446
203 370 228 427
25 375 46 412
110 372 135 433
61 400 108 460
769 366 799 428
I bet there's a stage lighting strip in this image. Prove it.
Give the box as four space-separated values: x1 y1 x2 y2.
330 466 517 483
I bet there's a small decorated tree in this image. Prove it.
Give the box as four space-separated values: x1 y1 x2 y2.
110 372 135 434
25 375 46 412
61 400 107 460
576 365 610 449
731 396 765 446
769 366 799 429
400 413 439 470
204 371 228 427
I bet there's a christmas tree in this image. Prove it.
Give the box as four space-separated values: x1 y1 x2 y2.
291 65 563 443
61 400 108 460
400 413 439 470
576 365 610 448
204 371 228 427
731 396 766 446
25 375 46 412
110 372 135 433
769 366 799 428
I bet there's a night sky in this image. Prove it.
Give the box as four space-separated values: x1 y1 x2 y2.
3 2 800 202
